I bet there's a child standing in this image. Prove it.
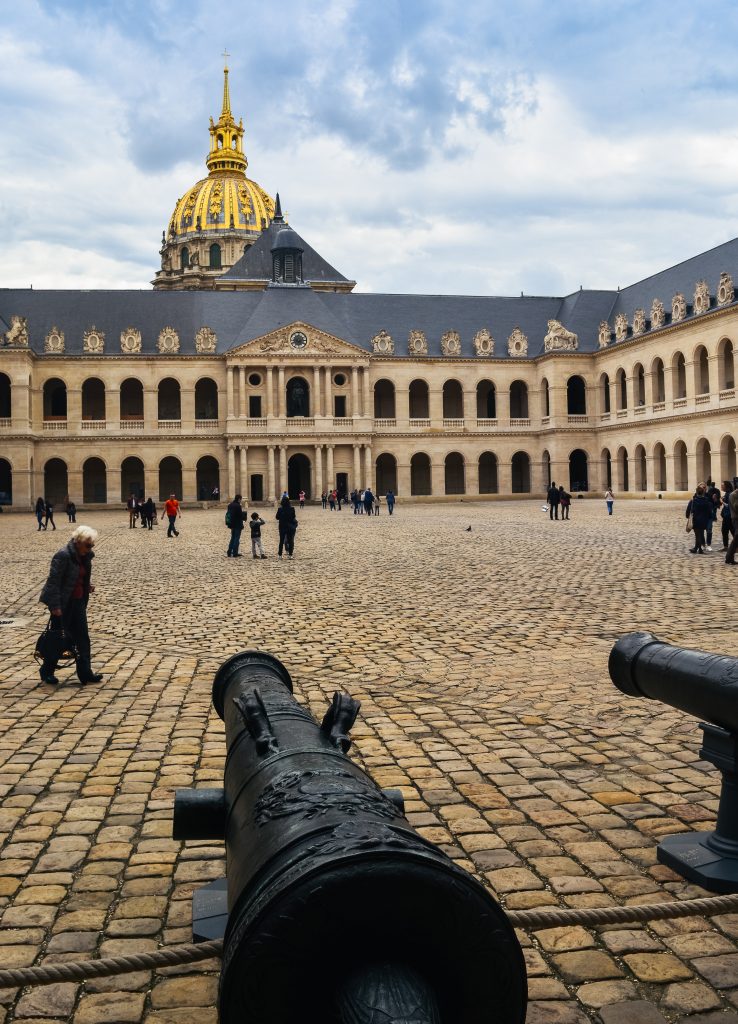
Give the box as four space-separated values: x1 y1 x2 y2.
250 512 267 559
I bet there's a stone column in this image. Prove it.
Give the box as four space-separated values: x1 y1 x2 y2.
239 367 247 418
313 366 322 418
397 458 411 498
67 387 82 432
466 456 479 495
665 452 676 492
279 445 287 496
396 385 409 428
364 443 373 490
351 366 359 418
181 387 195 430
227 446 236 499
183 464 197 502
314 444 323 497
324 366 333 419
11 376 31 431
239 446 248 499
496 385 510 424
226 367 234 418
429 454 442 496
326 444 335 490
144 386 158 430
353 444 361 489
267 445 276 502
105 386 119 428
428 386 443 426
266 367 274 418
278 367 286 418
362 367 371 419
498 457 513 496
462 386 475 425
67 467 82 505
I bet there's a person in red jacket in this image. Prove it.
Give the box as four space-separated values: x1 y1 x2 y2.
164 494 181 537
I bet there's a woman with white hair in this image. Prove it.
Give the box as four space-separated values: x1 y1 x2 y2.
38 525 103 686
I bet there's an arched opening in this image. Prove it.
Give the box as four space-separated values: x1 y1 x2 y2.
196 455 220 500
209 243 222 270
444 452 465 494
634 444 647 491
718 339 735 390
634 364 645 406
0 458 12 505
674 441 689 490
476 380 496 419
82 377 105 421
720 436 737 482
510 381 528 418
374 380 396 418
159 456 182 501
541 378 550 418
652 358 665 403
478 452 498 494
83 457 107 503
286 377 310 417
158 378 181 420
600 373 611 414
180 247 189 270
617 447 629 491
696 437 711 483
511 452 531 493
0 373 11 419
409 380 429 419
602 448 612 489
695 346 710 395
442 380 463 418
43 378 67 419
567 376 586 415
410 453 431 495
287 453 311 499
542 450 551 488
376 453 398 495
616 369 627 411
121 456 145 502
44 458 68 505
120 378 144 420
195 378 219 420
653 443 667 491
569 449 588 491
673 352 687 399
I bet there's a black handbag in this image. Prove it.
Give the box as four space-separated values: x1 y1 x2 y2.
34 618 77 666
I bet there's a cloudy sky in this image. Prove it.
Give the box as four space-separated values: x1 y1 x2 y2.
2 0 738 296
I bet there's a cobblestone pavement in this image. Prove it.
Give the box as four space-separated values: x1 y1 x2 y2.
1 499 738 1023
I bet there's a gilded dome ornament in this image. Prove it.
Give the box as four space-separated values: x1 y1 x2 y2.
83 327 104 353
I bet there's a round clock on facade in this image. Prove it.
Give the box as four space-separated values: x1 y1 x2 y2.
289 331 308 350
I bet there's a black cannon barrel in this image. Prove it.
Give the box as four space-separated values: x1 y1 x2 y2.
186 650 527 1024
609 631 738 732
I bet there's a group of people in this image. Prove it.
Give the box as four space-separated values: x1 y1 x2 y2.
126 494 158 530
545 483 572 520
686 479 738 562
226 493 296 559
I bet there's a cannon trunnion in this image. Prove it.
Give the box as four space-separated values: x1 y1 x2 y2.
174 651 527 1024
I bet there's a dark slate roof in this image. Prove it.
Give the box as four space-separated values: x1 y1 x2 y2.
220 219 351 286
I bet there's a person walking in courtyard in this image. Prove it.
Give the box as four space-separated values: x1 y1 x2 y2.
547 481 559 520
144 497 156 530
363 487 374 517
386 489 395 515
66 499 76 523
38 524 103 686
35 497 46 530
725 486 738 564
44 499 56 531
721 481 735 551
164 493 180 537
276 495 297 559
374 493 381 515
299 489 306 510
328 491 336 511
249 512 267 559
559 485 571 520
605 488 615 515
321 491 327 509
226 493 245 557
686 483 712 554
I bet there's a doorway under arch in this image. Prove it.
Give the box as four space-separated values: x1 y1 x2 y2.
0 458 12 505
478 452 498 494
376 453 397 495
288 453 311 499
197 456 220 500
511 452 531 493
121 456 145 501
83 457 107 503
44 458 68 505
159 456 182 501
674 441 688 491
721 435 737 482
569 450 588 491
444 452 465 494
410 453 431 495
653 443 667 491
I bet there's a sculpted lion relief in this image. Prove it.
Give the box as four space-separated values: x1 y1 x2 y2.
4 315 29 348
543 319 578 352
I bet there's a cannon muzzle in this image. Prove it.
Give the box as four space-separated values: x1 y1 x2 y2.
175 651 527 1023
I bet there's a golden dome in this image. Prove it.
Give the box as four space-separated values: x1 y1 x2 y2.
169 174 274 243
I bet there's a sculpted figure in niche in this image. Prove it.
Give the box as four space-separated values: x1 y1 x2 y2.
441 330 461 356
158 327 180 353
632 309 647 336
189 250 200 268
474 328 494 356
45 327 65 354
651 299 666 329
672 293 687 322
694 280 710 314
4 315 29 347
598 322 611 348
195 327 217 353
543 319 578 352
507 326 528 356
83 328 104 353
371 330 394 355
120 328 142 354
718 272 735 307
289 378 309 416
408 329 428 356
614 313 629 341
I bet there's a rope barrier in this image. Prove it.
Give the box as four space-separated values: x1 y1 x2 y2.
3 891 738 989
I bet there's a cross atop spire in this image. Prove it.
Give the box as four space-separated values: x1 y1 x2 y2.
206 60 247 175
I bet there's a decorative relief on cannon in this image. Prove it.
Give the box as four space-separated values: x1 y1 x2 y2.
598 321 611 348
694 280 711 314
632 309 647 336
158 326 180 353
651 298 666 328
4 315 29 348
614 313 629 341
120 328 142 354
44 326 65 354
195 326 217 353
473 328 494 356
371 329 394 355
83 327 104 353
672 292 687 322
407 329 428 355
543 319 578 352
718 272 734 307
440 329 461 356
254 768 399 827
507 326 527 356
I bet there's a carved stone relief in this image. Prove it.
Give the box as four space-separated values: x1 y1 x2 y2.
440 329 461 356
473 328 494 356
83 327 104 353
694 280 710 314
195 326 217 353
598 322 611 349
672 293 687 322
45 327 65 354
614 313 629 342
507 326 528 356
408 329 428 356
3 315 29 348
120 327 142 354
256 330 345 355
543 319 578 352
632 309 647 336
371 329 394 355
718 272 734 307
651 299 666 329
158 326 180 353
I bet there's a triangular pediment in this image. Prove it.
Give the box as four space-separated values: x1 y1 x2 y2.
230 322 369 359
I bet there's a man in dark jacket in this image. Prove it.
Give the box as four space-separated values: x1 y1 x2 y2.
226 494 246 557
725 488 738 564
547 482 560 520
38 526 103 685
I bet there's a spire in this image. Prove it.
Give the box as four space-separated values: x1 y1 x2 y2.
273 193 285 224
206 56 248 176
221 51 232 117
